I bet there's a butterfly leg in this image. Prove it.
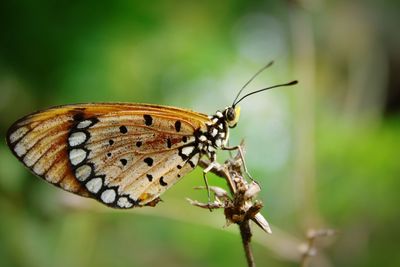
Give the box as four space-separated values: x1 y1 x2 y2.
222 145 255 182
202 154 220 211
203 168 212 204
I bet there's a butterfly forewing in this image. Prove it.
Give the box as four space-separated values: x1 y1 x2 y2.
6 103 209 208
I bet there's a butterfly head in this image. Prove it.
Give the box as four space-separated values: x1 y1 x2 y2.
204 63 297 149
223 106 240 128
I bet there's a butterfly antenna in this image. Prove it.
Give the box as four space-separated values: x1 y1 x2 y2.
233 80 298 106
232 61 274 107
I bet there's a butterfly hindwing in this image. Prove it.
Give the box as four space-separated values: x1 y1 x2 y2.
6 103 209 208
7 106 90 196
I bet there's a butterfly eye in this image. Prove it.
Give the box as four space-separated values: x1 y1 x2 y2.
226 107 236 122
224 107 240 128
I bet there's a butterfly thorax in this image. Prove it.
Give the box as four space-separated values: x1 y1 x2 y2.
191 110 230 162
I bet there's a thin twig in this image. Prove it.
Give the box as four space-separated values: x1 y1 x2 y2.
300 229 337 267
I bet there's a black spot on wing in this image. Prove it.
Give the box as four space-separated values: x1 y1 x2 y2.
178 148 188 160
143 115 153 126
167 138 172 148
136 141 142 147
120 159 127 166
174 120 181 132
146 174 153 182
159 176 167 186
144 157 153 166
188 160 195 168
73 112 85 121
109 140 114 145
119 126 128 134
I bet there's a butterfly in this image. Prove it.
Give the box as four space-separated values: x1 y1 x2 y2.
6 62 297 209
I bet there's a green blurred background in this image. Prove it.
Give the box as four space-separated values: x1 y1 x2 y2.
1 1 399 266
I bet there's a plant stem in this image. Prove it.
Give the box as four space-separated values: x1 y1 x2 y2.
239 221 255 267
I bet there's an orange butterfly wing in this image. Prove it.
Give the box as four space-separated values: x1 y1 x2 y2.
7 103 210 208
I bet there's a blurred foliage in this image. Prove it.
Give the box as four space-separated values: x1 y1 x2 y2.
1 1 399 267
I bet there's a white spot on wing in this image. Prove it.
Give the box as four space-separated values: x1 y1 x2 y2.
68 132 87 147
211 128 218 137
117 197 133 208
69 148 87 165
9 127 29 144
75 164 92 181
182 146 194 156
101 189 116 203
86 178 102 193
208 146 216 152
77 120 92 129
